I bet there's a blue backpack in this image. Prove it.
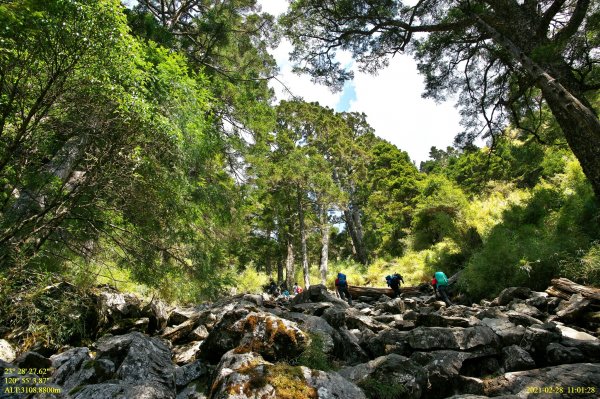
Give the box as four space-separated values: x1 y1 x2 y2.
434 271 449 286
337 273 347 287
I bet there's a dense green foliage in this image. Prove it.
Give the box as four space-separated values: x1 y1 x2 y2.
0 0 598 312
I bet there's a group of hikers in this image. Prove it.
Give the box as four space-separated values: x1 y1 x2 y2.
265 280 303 298
266 270 453 307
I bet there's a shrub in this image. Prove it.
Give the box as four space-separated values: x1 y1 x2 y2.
358 377 407 399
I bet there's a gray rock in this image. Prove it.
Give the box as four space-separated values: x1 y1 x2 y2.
505 310 543 327
241 294 263 306
519 323 561 360
339 354 426 399
287 312 336 354
0 340 16 363
345 308 387 332
290 302 333 316
189 325 209 341
555 293 591 322
291 284 346 306
501 345 535 372
168 307 201 326
94 332 175 388
162 316 200 343
416 313 474 328
496 287 532 306
335 327 370 365
545 343 585 365
374 297 405 314
172 341 203 365
483 363 600 398
361 328 411 358
175 360 206 388
210 350 366 399
199 311 308 363
481 318 526 346
406 326 500 351
508 302 546 321
560 337 600 362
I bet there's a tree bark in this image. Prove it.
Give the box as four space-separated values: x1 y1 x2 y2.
344 203 368 265
297 187 310 289
285 238 294 291
319 205 330 286
547 277 600 301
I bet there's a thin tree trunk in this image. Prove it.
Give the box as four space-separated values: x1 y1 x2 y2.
277 256 284 285
297 188 310 288
285 238 294 291
265 228 272 277
319 206 330 286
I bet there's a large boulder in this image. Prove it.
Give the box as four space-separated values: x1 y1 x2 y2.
519 323 561 362
334 327 370 365
480 318 526 346
287 312 336 354
291 284 345 306
209 350 366 399
339 354 426 399
496 287 532 306
410 350 492 398
483 363 600 398
555 293 591 322
361 329 411 358
345 308 388 332
508 302 546 321
415 313 475 328
545 343 585 365
49 332 176 399
500 345 535 372
406 326 500 351
200 311 308 363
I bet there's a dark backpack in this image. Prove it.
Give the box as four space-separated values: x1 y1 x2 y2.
337 273 347 287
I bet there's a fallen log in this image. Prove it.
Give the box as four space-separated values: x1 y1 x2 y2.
348 285 424 298
547 278 600 301
545 286 571 300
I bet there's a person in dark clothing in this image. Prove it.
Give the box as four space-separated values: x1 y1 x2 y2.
335 272 353 305
265 280 278 296
386 273 404 298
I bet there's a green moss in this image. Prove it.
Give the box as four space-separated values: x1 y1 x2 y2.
358 377 408 399
265 363 317 399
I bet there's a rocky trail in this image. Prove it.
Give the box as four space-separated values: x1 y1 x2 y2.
1 279 600 398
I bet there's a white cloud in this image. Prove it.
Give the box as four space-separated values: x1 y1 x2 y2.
259 0 462 165
348 56 462 165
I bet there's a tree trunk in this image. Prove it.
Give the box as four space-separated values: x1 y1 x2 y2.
344 204 367 265
297 188 310 289
319 206 330 286
547 277 600 301
277 257 284 285
265 228 272 277
285 238 294 291
474 14 600 199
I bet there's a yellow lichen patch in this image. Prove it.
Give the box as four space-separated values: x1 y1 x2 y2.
264 363 318 399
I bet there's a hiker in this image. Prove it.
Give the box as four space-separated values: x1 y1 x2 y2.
432 271 453 306
386 273 404 298
293 282 303 295
266 280 278 296
335 272 353 305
